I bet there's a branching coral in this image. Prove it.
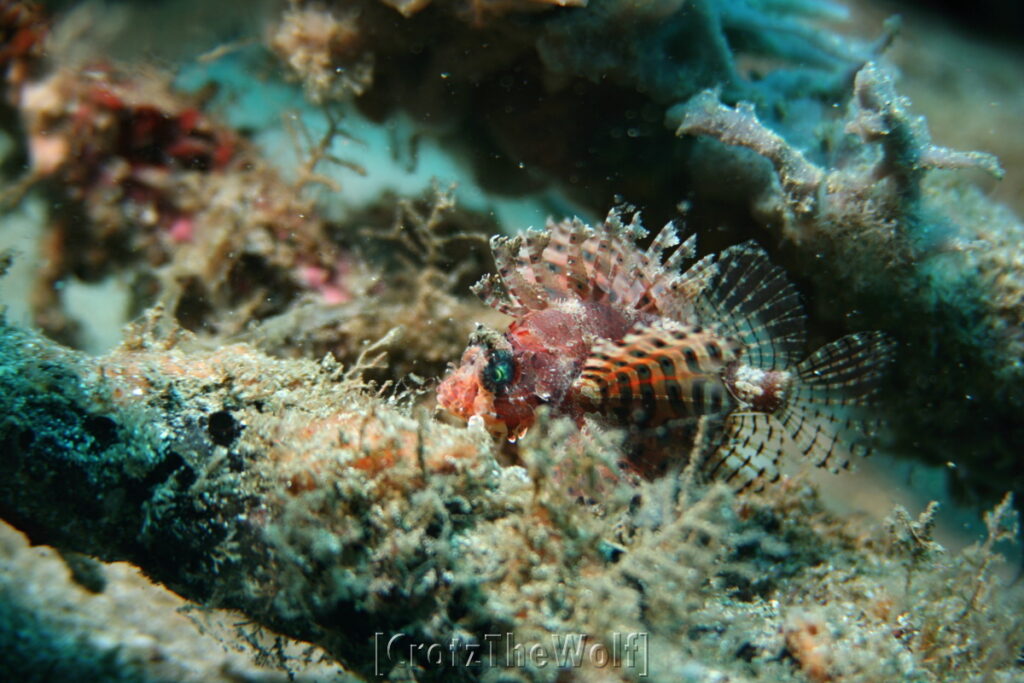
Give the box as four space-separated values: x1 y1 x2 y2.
670 61 1003 241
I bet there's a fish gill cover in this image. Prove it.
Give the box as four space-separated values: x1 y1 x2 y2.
0 0 1022 681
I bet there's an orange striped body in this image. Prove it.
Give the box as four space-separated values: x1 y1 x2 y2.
573 325 742 427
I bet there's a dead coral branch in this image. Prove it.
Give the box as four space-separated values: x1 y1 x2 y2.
671 61 1024 506
670 61 1003 243
673 88 824 216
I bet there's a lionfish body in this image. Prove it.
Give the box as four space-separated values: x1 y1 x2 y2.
437 210 893 491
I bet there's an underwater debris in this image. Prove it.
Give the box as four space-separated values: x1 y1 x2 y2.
438 208 894 490
269 3 373 102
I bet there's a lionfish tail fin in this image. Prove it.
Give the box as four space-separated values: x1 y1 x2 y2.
779 331 896 472
697 241 806 370
704 412 786 493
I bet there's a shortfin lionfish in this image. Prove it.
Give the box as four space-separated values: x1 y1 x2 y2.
436 208 894 491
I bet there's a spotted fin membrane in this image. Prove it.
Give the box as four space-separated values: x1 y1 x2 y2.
698 243 895 492
694 241 807 370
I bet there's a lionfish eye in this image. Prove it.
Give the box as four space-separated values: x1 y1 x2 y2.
482 349 515 393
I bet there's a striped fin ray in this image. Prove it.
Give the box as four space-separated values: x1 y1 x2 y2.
573 323 740 427
697 241 806 370
645 221 683 262
470 274 527 317
652 252 717 320
489 235 547 310
704 413 786 492
780 331 895 470
634 223 701 314
585 231 616 297
594 217 649 309
540 217 594 298
579 210 658 302
662 232 697 274
633 220 681 281
794 332 894 406
524 228 560 296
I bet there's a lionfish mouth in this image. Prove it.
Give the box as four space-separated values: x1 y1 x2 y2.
436 345 505 433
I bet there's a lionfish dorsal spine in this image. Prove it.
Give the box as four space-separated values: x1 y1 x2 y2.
490 234 547 310
651 252 717 320
541 217 594 299
470 273 527 317
645 221 683 263
476 210 714 319
524 228 563 297
661 231 698 274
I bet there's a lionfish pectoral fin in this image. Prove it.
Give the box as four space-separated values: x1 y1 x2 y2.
780 331 896 472
696 241 807 370
704 412 786 493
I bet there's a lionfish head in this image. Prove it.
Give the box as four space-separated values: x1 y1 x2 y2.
437 325 536 439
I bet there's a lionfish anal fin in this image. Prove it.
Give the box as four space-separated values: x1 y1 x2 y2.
704 412 787 492
573 323 742 427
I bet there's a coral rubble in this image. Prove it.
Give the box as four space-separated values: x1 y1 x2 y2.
5 46 346 346
0 315 1021 680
